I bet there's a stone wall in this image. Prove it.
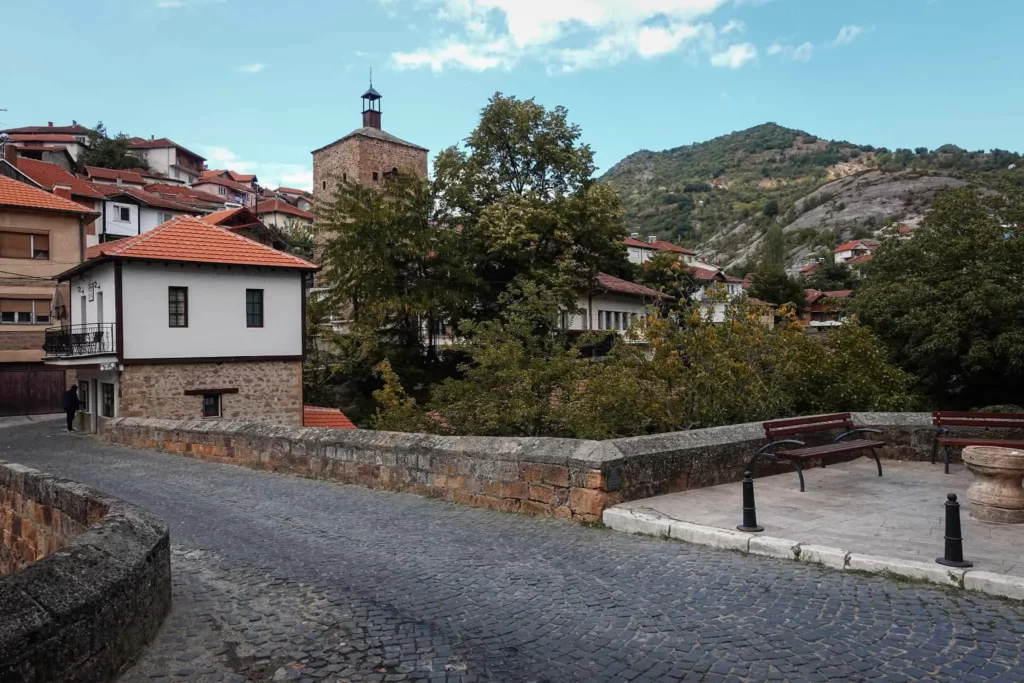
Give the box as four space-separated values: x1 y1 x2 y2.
0 461 171 682
120 360 303 427
312 133 428 205
103 413 999 524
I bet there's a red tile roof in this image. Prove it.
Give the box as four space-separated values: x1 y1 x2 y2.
623 236 697 256
805 288 854 305
303 406 357 430
86 167 147 185
799 262 820 275
15 158 106 200
144 183 226 205
256 198 313 220
847 253 874 265
7 134 80 143
201 207 246 224
93 184 195 211
1 124 91 135
0 174 99 215
127 137 206 161
834 240 872 253
595 273 664 299
73 216 317 273
276 187 310 196
690 267 725 282
194 175 252 194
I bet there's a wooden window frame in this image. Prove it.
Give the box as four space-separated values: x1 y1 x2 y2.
0 231 48 260
202 394 222 418
246 288 264 328
168 286 188 328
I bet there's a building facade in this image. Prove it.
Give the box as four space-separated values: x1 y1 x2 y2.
44 216 318 431
128 138 207 186
312 85 428 205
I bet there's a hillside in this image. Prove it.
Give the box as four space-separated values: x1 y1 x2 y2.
601 123 1023 270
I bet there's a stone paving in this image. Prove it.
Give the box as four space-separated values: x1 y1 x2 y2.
3 421 1024 682
617 458 1024 576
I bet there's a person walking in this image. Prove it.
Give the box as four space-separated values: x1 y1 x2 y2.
63 384 81 432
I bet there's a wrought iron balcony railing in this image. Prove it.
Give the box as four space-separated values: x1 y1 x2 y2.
43 323 117 358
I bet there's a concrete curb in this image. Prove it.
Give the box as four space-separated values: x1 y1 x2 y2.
601 507 1024 602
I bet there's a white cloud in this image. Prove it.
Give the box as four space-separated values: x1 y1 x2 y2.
709 42 757 69
389 0 751 73
768 40 813 62
238 63 266 73
833 24 864 46
200 146 313 192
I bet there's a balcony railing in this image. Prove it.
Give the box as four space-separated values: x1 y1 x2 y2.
43 323 117 358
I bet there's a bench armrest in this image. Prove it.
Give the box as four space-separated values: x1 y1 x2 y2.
834 428 882 443
757 439 806 455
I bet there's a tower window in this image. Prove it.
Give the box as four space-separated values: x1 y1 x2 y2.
372 172 379 181
343 173 347 182
322 181 326 190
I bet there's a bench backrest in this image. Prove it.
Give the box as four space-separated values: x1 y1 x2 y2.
763 413 854 440
932 411 1024 429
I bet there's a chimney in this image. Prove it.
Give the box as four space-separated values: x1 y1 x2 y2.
646 234 658 244
48 122 53 127
53 184 73 200
151 135 155 140
2 144 18 167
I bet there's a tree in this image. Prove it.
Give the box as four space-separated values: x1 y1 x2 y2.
853 184 1024 408
805 256 856 292
639 251 700 315
78 122 149 171
748 224 805 306
763 198 780 218
432 93 627 318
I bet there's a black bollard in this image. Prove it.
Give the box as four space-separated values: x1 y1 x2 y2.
936 493 973 568
736 471 764 533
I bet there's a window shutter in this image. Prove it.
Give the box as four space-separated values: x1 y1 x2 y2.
2 299 34 313
33 234 49 251
0 232 31 258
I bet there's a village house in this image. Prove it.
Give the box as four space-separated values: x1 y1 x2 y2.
312 85 429 205
624 234 698 266
833 239 878 264
144 183 231 214
84 167 147 188
275 187 313 212
13 158 106 243
255 198 314 230
192 175 255 208
0 175 99 415
91 184 194 245
201 206 288 250
563 273 665 334
43 216 318 431
1 122 92 168
801 289 853 328
127 137 206 186
202 170 258 192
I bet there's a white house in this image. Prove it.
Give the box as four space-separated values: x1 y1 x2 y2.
91 185 194 245
255 198 314 229
275 187 313 212
564 273 666 334
192 176 254 207
127 137 206 186
44 216 318 432
833 239 877 264
624 234 697 266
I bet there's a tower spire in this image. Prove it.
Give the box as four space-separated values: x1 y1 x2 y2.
361 71 382 129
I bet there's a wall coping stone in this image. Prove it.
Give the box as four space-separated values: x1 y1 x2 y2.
0 460 171 683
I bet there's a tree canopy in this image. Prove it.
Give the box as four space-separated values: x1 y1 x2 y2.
78 122 149 172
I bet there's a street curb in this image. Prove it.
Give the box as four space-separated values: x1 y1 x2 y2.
602 506 1024 601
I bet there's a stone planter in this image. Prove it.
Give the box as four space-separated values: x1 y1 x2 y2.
962 446 1024 524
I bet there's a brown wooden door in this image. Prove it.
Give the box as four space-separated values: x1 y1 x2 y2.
0 368 65 416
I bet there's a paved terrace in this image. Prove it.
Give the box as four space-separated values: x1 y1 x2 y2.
617 458 1024 576
3 420 1024 682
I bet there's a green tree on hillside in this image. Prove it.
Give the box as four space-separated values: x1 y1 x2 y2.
78 122 149 172
853 184 1024 408
748 224 806 306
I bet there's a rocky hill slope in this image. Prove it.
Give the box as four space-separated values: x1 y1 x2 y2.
601 123 1022 271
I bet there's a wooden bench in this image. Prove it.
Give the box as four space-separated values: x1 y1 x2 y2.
932 411 1024 474
751 413 885 492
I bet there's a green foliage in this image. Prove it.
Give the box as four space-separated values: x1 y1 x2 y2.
639 251 699 314
853 184 1024 408
78 122 149 172
748 270 806 308
762 198 780 218
805 257 857 292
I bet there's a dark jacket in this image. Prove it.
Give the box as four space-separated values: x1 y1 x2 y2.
63 388 81 412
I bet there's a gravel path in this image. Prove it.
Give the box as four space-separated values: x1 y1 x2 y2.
3 421 1024 683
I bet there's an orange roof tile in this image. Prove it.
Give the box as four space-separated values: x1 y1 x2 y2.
276 187 310 196
1 124 91 135
7 133 80 143
201 207 246 224
194 175 252 194
303 406 357 429
834 240 872 253
93 184 195 211
127 137 205 161
15 158 106 200
0 174 99 215
70 216 316 274
86 166 147 184
256 198 313 220
848 253 874 265
595 273 665 299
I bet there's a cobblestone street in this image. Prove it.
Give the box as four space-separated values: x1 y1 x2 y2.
3 420 1024 683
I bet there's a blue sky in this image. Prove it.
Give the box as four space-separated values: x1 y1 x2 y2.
2 0 1021 190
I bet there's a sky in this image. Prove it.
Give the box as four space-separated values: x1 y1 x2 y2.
2 0 1022 190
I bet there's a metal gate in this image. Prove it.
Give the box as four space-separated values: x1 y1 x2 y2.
0 368 65 416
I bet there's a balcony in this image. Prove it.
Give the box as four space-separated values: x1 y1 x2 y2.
43 323 117 359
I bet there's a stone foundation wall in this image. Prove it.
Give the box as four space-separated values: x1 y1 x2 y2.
0 461 171 682
120 360 303 426
103 413 1004 524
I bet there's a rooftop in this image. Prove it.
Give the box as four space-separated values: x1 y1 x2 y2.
304 406 357 430
623 236 697 256
127 137 206 161
1 123 91 136
85 167 147 185
0 174 99 216
595 273 665 299
71 216 317 277
194 175 252 194
312 126 428 155
93 184 195 211
15 158 106 200
6 134 80 144
256 198 314 220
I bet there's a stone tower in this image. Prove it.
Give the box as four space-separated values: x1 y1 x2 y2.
311 83 429 206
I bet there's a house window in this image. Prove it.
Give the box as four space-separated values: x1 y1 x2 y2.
158 212 174 223
596 310 604 330
218 187 226 195
613 311 621 330
168 286 188 327
116 206 130 222
372 171 379 181
202 394 221 418
0 299 51 324
173 168 180 179
101 383 114 418
0 231 48 259
246 289 264 327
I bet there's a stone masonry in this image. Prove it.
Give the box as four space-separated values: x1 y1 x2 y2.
119 361 302 427
313 134 428 204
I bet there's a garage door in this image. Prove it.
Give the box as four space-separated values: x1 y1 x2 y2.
0 367 65 416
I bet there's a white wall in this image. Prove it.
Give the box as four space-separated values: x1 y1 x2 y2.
138 147 175 177
68 262 116 328
103 200 140 237
260 211 313 229
141 207 189 232
566 293 649 332
120 262 303 359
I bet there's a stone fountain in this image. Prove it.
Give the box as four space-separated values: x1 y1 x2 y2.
962 446 1024 524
